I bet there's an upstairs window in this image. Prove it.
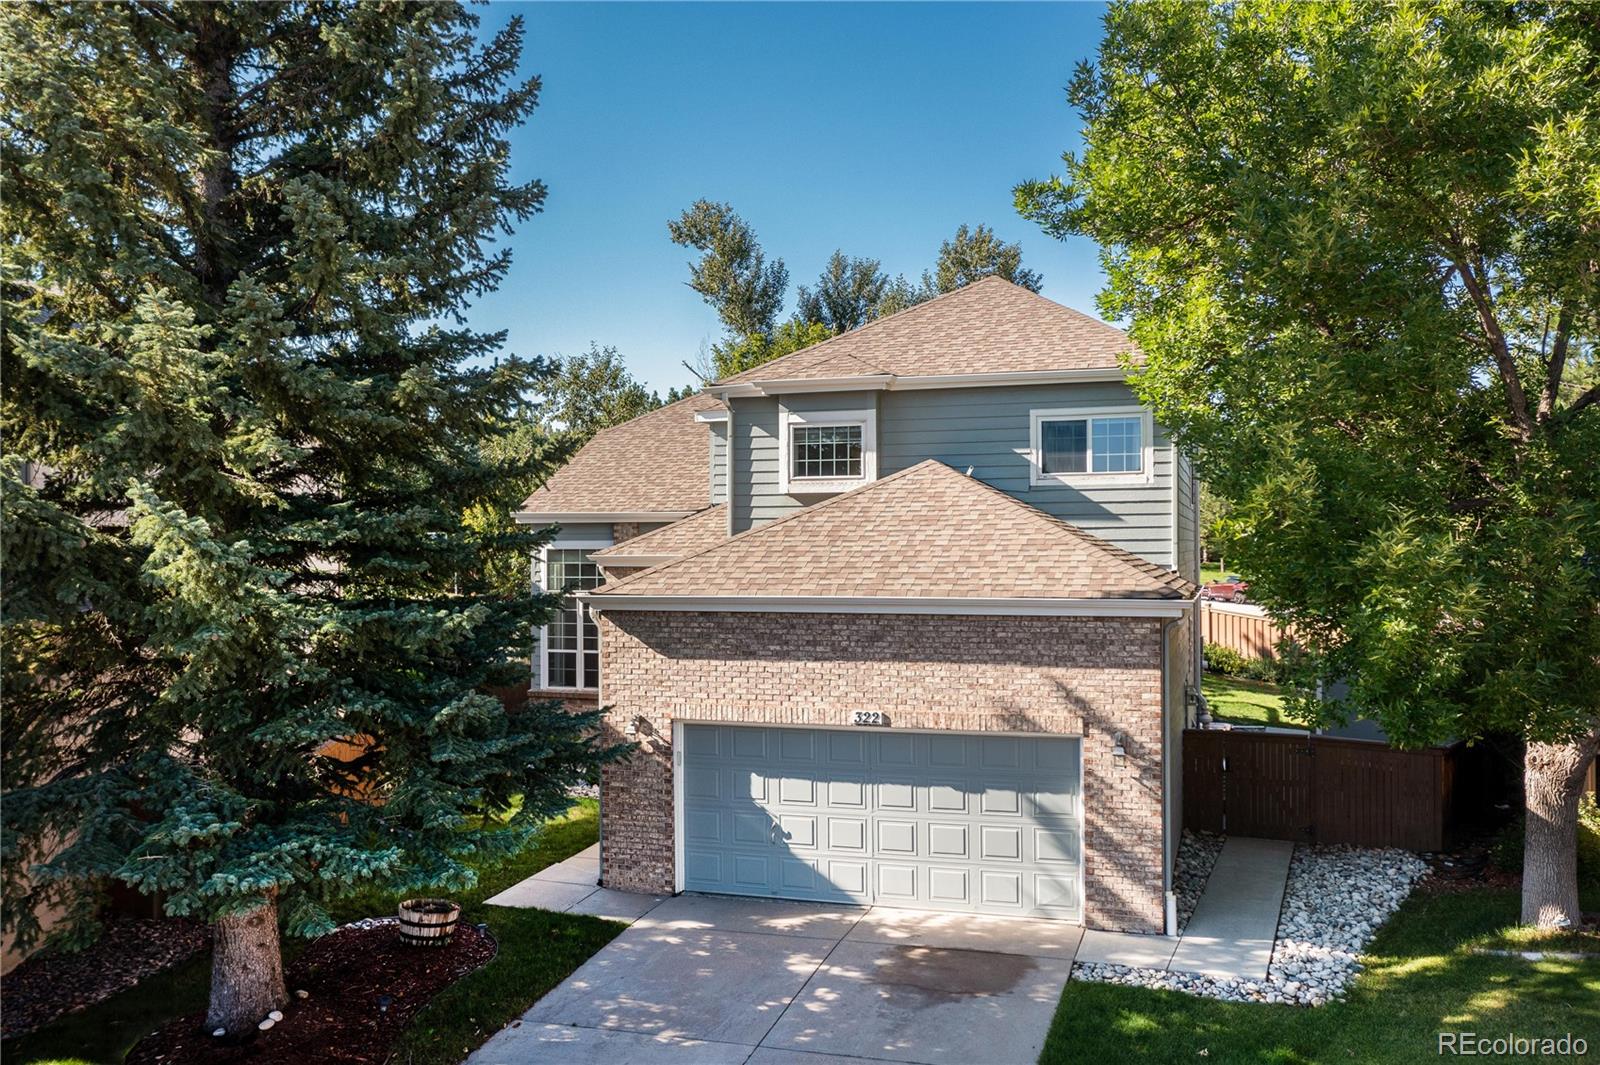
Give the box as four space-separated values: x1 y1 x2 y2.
778 407 877 494
792 424 863 479
540 548 604 690
1030 407 1153 487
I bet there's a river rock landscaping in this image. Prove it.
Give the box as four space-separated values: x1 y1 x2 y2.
1073 840 1430 1006
1174 829 1225 932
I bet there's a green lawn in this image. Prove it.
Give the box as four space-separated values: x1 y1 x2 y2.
1203 673 1304 729
5 800 616 1065
1200 562 1231 585
1042 887 1600 1064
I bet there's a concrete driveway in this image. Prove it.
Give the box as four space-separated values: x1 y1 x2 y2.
468 895 1082 1065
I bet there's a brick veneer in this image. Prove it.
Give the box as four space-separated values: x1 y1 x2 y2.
597 610 1170 932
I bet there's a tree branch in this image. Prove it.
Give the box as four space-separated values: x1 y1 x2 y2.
1537 306 1572 424
1449 253 1533 439
1565 382 1600 420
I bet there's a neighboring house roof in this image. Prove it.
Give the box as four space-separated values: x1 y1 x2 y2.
589 460 1196 604
516 393 724 519
591 504 729 565
715 276 1136 387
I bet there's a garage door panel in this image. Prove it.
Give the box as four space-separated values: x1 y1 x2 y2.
827 779 867 807
877 780 917 810
731 728 767 758
982 871 1023 907
927 823 969 858
681 725 1080 920
779 814 816 848
778 730 815 761
875 733 916 766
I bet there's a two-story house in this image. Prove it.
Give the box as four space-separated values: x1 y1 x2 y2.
515 277 1201 934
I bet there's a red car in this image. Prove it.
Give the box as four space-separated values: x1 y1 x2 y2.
1201 574 1250 603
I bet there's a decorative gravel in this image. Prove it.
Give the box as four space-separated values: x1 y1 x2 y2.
1174 829 1225 932
1073 842 1430 1006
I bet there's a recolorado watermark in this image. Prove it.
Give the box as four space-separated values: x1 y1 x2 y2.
1439 1032 1589 1057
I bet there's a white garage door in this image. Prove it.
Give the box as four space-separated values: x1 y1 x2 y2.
679 724 1082 921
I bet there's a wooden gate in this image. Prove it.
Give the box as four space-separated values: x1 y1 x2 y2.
1183 729 1458 851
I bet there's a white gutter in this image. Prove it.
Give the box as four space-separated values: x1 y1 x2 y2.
708 366 1129 400
581 594 1189 618
514 510 694 525
693 409 728 423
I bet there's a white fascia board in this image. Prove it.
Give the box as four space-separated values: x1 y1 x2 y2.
693 409 728 423
514 510 694 525
580 594 1191 618
710 367 1127 400
889 368 1128 390
593 553 681 568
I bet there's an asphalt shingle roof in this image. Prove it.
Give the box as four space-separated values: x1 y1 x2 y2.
716 276 1136 385
590 460 1196 601
591 504 729 561
517 393 723 516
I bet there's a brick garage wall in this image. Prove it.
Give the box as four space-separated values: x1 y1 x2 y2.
597 610 1169 932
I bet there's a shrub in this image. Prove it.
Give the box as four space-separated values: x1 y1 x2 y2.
1490 794 1600 893
1203 643 1249 677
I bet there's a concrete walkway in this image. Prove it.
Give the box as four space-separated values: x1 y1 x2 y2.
482 844 668 923
470 894 1081 1065
1077 836 1293 981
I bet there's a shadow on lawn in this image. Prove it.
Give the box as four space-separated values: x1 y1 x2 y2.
1042 889 1600 1065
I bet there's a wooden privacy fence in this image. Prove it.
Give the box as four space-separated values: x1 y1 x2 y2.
1201 601 1289 661
1183 728 1461 851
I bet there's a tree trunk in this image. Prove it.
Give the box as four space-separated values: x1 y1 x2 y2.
206 894 288 1035
1521 729 1600 928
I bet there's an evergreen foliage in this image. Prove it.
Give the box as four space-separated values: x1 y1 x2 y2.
1 0 623 1024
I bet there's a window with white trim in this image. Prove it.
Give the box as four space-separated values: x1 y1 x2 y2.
540 548 603 690
1030 407 1154 487
778 407 877 494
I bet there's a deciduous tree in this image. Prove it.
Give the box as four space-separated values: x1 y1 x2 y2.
1020 0 1599 927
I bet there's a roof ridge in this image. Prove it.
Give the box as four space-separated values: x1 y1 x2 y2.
715 278 1033 386
592 460 948 593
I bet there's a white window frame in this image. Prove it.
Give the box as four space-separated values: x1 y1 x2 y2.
1028 406 1155 488
778 407 878 495
535 541 610 692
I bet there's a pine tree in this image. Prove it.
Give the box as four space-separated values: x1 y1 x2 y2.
2 2 619 1033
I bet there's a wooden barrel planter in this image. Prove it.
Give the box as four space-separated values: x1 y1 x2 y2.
397 898 461 947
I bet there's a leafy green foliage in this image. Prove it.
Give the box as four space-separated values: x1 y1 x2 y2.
1019 1 1600 752
541 342 665 440
930 223 1042 294
670 201 1044 378
0 0 624 981
712 319 833 381
667 200 789 337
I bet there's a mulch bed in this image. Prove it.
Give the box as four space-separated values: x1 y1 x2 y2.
1419 841 1521 894
1 917 211 1038
126 920 495 1065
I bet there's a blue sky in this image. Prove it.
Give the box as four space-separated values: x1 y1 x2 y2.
468 2 1108 394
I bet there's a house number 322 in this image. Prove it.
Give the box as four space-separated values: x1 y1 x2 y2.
851 711 886 727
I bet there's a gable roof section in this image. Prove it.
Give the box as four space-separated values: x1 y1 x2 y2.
588 460 1196 604
591 504 729 564
715 277 1136 387
517 392 723 519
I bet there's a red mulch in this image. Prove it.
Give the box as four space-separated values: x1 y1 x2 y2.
125 921 495 1065
1 918 211 1038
